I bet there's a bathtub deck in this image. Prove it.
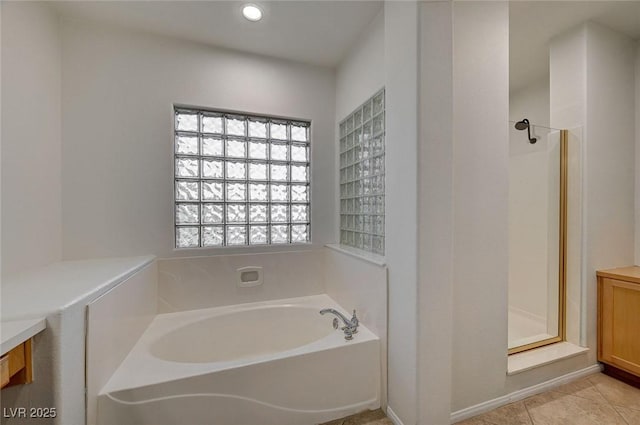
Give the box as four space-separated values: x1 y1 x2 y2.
101 294 378 394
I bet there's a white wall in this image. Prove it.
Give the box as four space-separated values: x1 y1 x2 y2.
335 6 419 423
636 41 640 266
332 7 388 410
417 2 454 424
335 10 384 123
551 21 636 353
447 6 634 414
459 15 635 411
489 19 636 404
550 26 587 131
1 1 62 278
451 2 510 410
60 19 336 260
1 2 2 281
335 9 384 246
583 21 636 350
384 3 419 424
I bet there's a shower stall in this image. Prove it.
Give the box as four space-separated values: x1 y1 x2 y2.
508 121 569 354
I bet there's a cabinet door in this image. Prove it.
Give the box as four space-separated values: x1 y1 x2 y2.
600 278 640 376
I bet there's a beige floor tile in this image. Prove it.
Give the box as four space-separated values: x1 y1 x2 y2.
524 390 627 425
369 419 394 425
342 409 387 425
615 406 640 425
522 390 568 410
455 374 640 425
588 374 640 411
319 409 389 425
474 400 532 425
453 417 495 425
553 376 608 403
320 418 346 425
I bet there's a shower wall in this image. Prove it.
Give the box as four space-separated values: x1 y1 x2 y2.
508 79 552 326
510 77 550 128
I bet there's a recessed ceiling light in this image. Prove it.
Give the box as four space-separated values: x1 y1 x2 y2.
242 4 263 22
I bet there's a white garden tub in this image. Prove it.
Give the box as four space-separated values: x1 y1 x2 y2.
97 294 380 425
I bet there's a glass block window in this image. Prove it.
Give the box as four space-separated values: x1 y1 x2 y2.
339 89 385 255
174 107 311 248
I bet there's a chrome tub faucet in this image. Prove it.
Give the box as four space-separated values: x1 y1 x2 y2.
319 308 359 340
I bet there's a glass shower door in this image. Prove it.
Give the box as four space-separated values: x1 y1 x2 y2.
508 125 567 354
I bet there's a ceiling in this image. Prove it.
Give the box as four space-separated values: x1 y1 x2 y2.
50 1 639 90
51 1 383 68
510 1 640 93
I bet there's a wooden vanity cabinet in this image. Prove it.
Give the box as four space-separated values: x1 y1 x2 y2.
597 267 640 383
0 339 33 389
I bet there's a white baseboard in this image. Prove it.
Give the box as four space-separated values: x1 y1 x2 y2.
386 406 404 425
449 364 602 424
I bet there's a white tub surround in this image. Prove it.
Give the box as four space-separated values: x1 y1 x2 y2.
157 250 325 313
98 294 380 425
0 256 155 425
323 248 388 408
156 248 388 412
86 263 158 425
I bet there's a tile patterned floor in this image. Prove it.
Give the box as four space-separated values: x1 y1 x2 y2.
320 408 393 425
319 373 640 425
455 373 640 425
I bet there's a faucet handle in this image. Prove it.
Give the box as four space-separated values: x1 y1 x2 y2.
351 310 359 326
343 327 354 341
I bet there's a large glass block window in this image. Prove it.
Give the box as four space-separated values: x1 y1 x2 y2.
339 89 385 255
174 107 311 248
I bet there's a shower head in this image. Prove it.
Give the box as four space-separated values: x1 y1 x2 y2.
514 119 530 131
514 118 537 144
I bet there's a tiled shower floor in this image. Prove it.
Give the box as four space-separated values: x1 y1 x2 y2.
508 308 553 349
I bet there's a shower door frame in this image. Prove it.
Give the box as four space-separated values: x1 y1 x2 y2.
508 129 568 355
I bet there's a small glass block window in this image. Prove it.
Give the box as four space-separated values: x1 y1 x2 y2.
174 107 311 248
339 89 385 255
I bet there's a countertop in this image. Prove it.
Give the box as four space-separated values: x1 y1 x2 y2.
1 318 46 355
1 255 155 321
596 266 640 285
1 256 154 354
